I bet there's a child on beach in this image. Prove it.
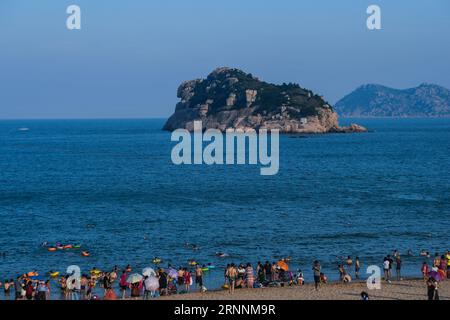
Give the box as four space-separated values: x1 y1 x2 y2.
296 270 304 286
320 272 328 284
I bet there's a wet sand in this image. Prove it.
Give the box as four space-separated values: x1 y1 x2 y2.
159 279 449 300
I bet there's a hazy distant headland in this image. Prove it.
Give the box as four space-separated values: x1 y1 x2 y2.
335 83 450 118
163 67 367 134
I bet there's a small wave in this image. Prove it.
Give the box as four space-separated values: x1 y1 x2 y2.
392 193 437 202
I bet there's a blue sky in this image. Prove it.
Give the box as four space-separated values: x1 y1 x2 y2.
0 0 449 119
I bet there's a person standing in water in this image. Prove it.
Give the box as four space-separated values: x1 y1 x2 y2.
183 268 191 293
355 257 361 279
383 257 391 283
3 279 11 300
195 265 203 292
226 263 238 294
312 260 321 291
395 255 402 281
387 254 394 280
246 263 254 288
119 270 128 299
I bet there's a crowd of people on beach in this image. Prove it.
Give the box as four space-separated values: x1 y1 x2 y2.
0 249 448 300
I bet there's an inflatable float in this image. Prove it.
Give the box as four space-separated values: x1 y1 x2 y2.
47 247 57 252
90 269 102 276
81 251 90 257
50 271 60 277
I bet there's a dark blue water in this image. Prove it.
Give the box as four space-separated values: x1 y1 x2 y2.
0 118 449 299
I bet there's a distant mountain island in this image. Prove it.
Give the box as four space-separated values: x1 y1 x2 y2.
164 67 366 133
335 83 450 117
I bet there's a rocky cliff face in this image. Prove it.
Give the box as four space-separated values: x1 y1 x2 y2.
164 67 366 133
335 83 450 117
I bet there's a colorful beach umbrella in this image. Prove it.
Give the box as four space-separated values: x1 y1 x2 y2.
430 270 444 281
277 261 289 271
127 273 143 284
168 268 178 279
142 267 156 277
144 276 159 291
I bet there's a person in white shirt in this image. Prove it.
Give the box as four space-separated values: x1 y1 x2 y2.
383 257 391 282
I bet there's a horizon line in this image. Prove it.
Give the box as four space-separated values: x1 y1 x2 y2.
0 116 169 121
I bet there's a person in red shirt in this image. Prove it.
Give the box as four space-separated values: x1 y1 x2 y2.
183 268 191 293
421 262 430 280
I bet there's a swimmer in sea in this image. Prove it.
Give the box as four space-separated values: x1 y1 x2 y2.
216 252 228 258
420 250 430 258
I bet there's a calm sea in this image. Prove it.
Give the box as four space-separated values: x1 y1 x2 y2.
0 118 449 299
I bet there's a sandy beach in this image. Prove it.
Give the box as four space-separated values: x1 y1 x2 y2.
159 279 449 301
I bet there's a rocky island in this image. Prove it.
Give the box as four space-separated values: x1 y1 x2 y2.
335 83 450 117
163 68 367 133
